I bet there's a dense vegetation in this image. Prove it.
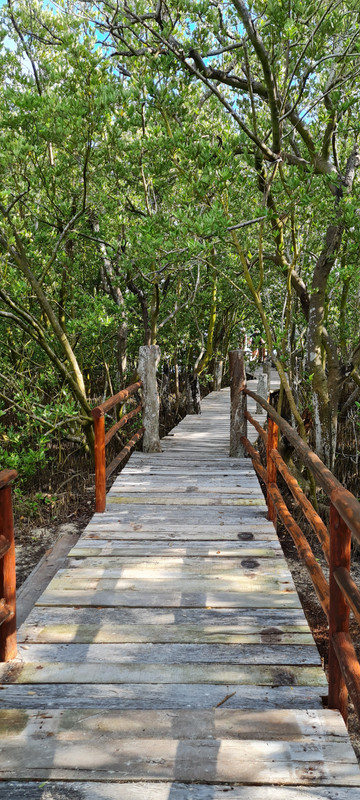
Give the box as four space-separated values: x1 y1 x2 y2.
0 1 359 508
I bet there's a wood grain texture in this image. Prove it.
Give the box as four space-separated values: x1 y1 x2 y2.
1 785 360 800
18 623 314 645
1 747 360 784
0 661 327 685
0 683 325 709
35 588 303 608
15 641 322 665
20 605 311 629
0 707 357 782
0 707 347 739
81 524 277 541
68 540 282 557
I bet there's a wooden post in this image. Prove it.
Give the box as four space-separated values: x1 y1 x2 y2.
229 349 247 457
213 358 223 392
93 415 106 513
263 360 271 396
328 502 351 723
0 476 17 661
256 373 267 413
266 416 278 524
138 345 161 452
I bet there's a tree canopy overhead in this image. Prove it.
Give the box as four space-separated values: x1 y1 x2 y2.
0 0 360 475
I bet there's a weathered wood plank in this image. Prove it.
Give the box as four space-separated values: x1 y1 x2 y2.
65 553 286 567
0 683 325 709
1 783 359 800
81 533 278 542
106 495 266 506
34 587 303 608
1 738 359 784
18 605 314 643
0 708 348 739
0 661 327 685
68 540 282 557
45 557 294 582
113 471 259 480
41 574 297 595
113 484 262 492
14 642 322 665
86 515 271 527
127 457 252 466
81 525 277 541
101 508 268 524
19 605 311 632
58 554 291 575
115 473 258 481
109 486 263 495
3 767 358 785
17 623 315 645
120 469 256 476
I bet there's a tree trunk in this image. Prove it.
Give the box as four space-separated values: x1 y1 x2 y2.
161 361 171 415
89 215 128 385
213 358 223 391
187 371 201 414
138 345 161 452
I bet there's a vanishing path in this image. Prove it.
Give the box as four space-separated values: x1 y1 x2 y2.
0 379 360 797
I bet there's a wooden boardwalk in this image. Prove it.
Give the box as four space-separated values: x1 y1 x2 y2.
1 381 360 798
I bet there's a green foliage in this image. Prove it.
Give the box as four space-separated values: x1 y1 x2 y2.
0 0 359 475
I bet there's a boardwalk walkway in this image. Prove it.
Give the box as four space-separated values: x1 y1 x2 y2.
1 382 360 797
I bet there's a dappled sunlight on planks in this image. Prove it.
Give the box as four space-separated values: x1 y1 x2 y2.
0 382 359 794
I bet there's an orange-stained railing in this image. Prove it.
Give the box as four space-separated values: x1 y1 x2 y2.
0 469 17 661
91 381 144 513
241 385 360 727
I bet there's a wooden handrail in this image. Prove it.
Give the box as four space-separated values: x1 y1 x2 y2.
334 567 360 626
92 381 142 419
269 447 330 562
241 411 330 560
332 633 360 722
91 383 143 512
104 404 142 447
244 410 267 443
0 470 17 490
106 427 145 480
244 387 360 543
267 482 329 618
241 434 330 618
240 381 360 727
0 469 17 661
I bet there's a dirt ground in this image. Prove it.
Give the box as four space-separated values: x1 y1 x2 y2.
14 487 93 589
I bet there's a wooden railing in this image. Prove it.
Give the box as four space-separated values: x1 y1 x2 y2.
240 382 360 726
0 469 17 661
91 381 144 513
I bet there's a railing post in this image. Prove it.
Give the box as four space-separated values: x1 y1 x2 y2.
256 373 267 413
229 349 247 457
93 414 106 513
138 345 161 452
263 360 271 395
0 475 17 661
266 416 278 524
328 502 351 723
213 358 223 392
